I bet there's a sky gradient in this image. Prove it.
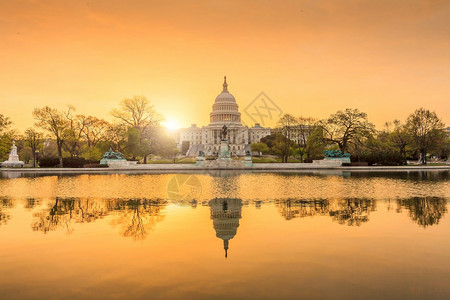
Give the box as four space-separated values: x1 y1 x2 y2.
1 0 449 130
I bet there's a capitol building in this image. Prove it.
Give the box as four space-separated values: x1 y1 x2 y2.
177 77 272 157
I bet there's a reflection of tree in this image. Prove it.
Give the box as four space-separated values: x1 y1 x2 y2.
24 198 39 210
276 198 376 226
277 199 329 220
32 198 108 234
329 199 376 226
32 198 166 239
108 199 166 240
397 197 447 227
0 197 13 226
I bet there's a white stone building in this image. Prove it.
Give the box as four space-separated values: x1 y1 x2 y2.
177 77 272 157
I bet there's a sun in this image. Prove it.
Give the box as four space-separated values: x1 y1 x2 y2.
162 118 181 131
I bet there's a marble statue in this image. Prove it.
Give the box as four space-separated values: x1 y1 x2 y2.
1 141 24 168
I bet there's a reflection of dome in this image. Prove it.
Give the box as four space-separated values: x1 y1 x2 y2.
210 76 242 124
209 198 242 258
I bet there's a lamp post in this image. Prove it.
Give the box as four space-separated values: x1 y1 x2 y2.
35 150 39 168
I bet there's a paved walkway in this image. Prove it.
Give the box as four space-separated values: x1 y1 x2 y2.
1 164 449 173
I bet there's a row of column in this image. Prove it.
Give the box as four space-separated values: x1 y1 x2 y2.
213 114 239 122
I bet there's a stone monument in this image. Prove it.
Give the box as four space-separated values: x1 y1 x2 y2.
196 150 206 167
218 125 231 162
313 149 351 166
244 150 253 167
100 148 137 168
193 124 254 168
1 141 24 168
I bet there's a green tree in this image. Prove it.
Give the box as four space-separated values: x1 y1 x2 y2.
24 128 43 167
388 120 412 164
0 114 14 161
295 116 315 162
126 127 146 160
319 108 375 154
277 114 298 163
33 106 70 167
148 129 177 160
405 108 446 164
260 133 277 149
0 114 12 135
250 142 269 155
305 126 326 161
272 133 295 162
105 124 128 153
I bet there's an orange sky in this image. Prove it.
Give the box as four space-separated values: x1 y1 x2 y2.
0 0 449 130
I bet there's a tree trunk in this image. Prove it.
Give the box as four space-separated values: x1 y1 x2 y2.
339 143 345 154
57 139 63 168
421 149 427 164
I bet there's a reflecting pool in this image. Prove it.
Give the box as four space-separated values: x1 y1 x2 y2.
0 170 449 299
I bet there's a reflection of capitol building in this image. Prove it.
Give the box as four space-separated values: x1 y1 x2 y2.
177 77 271 156
209 198 243 258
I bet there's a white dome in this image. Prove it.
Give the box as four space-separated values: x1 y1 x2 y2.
214 76 236 103
215 91 236 102
209 76 242 124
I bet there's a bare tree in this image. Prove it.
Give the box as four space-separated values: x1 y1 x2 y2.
63 108 86 158
78 116 109 148
111 96 161 129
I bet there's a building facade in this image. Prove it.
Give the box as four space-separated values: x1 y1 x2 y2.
177 77 272 157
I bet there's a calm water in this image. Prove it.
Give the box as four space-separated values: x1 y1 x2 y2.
0 170 449 299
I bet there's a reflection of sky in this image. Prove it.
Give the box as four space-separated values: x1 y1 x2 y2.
0 173 449 299
1 197 450 299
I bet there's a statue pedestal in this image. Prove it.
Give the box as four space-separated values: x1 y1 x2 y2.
100 158 127 165
218 140 231 161
244 155 253 167
196 156 205 167
106 160 138 168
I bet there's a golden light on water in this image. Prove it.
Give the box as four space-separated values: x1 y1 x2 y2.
0 172 449 299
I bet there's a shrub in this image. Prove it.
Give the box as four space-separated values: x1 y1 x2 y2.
38 157 91 168
38 157 59 168
63 157 87 168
